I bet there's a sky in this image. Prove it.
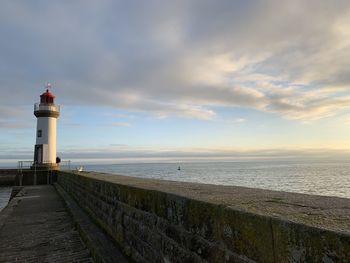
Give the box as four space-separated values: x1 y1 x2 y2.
1 0 350 164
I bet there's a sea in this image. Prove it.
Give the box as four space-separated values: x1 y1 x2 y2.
0 159 349 211
83 160 350 198
0 187 12 212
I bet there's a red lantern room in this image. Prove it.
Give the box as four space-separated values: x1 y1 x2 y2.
40 89 55 104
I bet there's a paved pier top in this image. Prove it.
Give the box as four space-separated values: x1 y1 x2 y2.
0 185 93 262
77 171 350 235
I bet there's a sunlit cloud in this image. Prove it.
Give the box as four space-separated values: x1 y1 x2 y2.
0 0 349 122
1 1 350 164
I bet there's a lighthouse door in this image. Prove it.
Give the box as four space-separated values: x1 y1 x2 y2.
34 144 43 164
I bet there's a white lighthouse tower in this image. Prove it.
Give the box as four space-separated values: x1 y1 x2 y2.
33 84 60 169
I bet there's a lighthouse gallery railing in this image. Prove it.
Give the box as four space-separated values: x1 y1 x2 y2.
34 103 60 113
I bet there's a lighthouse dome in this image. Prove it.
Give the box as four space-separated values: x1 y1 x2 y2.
40 89 55 104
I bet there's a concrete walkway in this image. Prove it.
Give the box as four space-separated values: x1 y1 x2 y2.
0 185 93 263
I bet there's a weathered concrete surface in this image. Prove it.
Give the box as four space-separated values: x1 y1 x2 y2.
58 171 350 263
55 183 130 263
0 185 93 262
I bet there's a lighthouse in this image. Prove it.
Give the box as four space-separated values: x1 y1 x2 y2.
33 84 60 169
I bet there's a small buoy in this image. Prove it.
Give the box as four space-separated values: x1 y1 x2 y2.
177 166 181 170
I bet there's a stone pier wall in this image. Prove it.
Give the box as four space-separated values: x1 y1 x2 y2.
0 169 58 186
0 169 16 186
57 171 350 263
16 169 58 185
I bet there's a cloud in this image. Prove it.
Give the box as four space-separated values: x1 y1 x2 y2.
0 121 32 129
51 145 350 162
0 106 32 129
0 0 350 121
235 118 245 123
0 106 26 118
2 142 350 163
111 122 132 127
150 103 216 120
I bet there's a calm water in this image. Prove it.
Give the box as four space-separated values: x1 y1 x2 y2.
83 160 350 198
0 187 12 212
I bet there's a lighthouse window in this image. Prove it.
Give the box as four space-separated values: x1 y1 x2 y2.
37 130 42 138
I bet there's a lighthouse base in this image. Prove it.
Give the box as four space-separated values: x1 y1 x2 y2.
31 163 60 171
